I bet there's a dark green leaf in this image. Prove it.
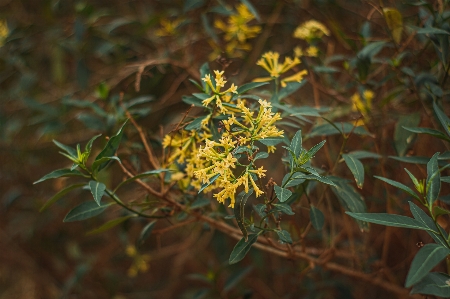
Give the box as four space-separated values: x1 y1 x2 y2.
86 215 134 235
332 181 368 230
275 230 292 244
389 155 430 164
374 175 419 200
199 174 220 193
409 202 447 247
253 152 268 161
94 121 128 171
40 183 86 212
415 27 450 35
91 156 121 173
433 101 450 138
184 0 205 12
190 197 211 209
258 137 285 146
114 169 170 191
357 41 387 59
199 63 211 90
237 82 268 94
229 234 259 264
137 220 157 247
234 189 254 241
307 122 372 138
89 180 106 206
290 130 302 157
343 154 365 188
185 116 208 131
274 185 292 203
272 203 295 215
347 151 381 159
403 126 450 141
406 244 450 287
182 95 204 107
276 81 306 101
34 168 84 184
411 272 450 297
223 266 253 293
84 134 102 157
346 212 431 230
427 153 441 205
63 201 113 222
310 205 324 230
394 114 420 156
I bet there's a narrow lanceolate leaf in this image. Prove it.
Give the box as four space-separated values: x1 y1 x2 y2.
229 234 259 265
53 139 77 157
236 82 268 94
403 126 450 141
345 212 431 231
272 203 295 215
374 175 419 200
34 168 84 184
91 156 121 173
406 244 450 287
40 183 86 212
411 272 450 297
276 230 292 244
427 153 441 206
198 173 220 193
433 101 450 138
63 201 113 222
234 189 254 241
307 140 326 158
274 185 292 203
84 134 102 158
253 152 269 161
383 7 403 44
309 205 324 230
332 181 368 230
137 220 157 247
86 215 134 235
343 154 365 189
409 201 447 247
290 130 302 157
94 120 128 172
114 169 171 191
89 180 106 206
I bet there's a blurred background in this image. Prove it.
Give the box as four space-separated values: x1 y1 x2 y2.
0 0 446 298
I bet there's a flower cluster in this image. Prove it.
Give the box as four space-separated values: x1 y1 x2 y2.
351 90 374 117
155 18 183 37
126 245 150 277
212 4 261 57
0 19 8 46
202 70 238 113
293 20 330 42
254 51 308 87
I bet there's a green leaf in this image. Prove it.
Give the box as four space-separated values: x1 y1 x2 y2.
303 174 337 187
403 126 450 141
346 212 431 230
290 130 302 157
86 215 134 235
374 175 419 200
272 203 295 215
307 122 371 138
34 168 84 184
434 206 450 218
404 168 421 191
389 155 430 164
274 185 292 203
357 41 387 59
409 202 447 247
427 153 441 205
394 113 420 156
276 81 306 101
91 156 121 173
185 116 208 131
347 151 381 159
137 220 157 247
198 174 220 193
199 63 211 90
258 137 285 146
406 244 450 287
332 181 368 230
307 140 326 158
234 189 254 241
89 180 106 206
411 272 450 297
253 152 268 161
53 139 77 157
223 266 253 293
343 154 365 189
275 230 292 244
229 234 259 264
309 205 324 230
237 82 268 94
84 134 102 157
415 27 450 35
182 95 204 107
114 169 170 192
190 197 211 209
40 183 86 212
433 101 450 138
94 121 127 171
63 201 113 222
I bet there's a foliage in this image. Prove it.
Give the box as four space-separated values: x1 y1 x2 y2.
3 0 450 298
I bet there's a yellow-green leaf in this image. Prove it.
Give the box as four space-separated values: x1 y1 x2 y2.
383 8 403 44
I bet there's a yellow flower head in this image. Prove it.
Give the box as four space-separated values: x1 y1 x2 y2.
306 46 319 57
351 90 374 117
214 4 261 43
155 18 182 37
201 71 238 112
293 20 330 42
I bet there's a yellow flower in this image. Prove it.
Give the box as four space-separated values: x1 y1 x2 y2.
351 90 374 117
306 46 318 57
201 71 238 113
294 46 303 58
214 4 261 43
255 52 300 79
280 70 308 87
293 20 330 42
